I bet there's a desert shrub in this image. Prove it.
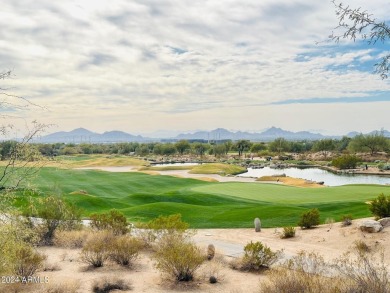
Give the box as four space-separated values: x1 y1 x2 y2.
90 209 130 235
209 276 217 284
154 233 204 282
207 244 215 260
12 244 46 278
335 247 390 293
369 193 390 219
341 214 353 227
80 231 114 267
25 195 82 245
0 216 40 275
92 276 132 293
331 155 361 169
109 235 143 266
53 230 90 248
241 241 281 271
280 226 296 239
298 208 320 229
137 214 189 246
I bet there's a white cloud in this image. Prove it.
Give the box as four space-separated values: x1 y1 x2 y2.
0 0 389 135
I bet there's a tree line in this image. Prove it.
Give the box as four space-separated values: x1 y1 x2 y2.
1 132 388 160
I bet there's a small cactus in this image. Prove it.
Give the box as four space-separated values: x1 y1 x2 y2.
254 218 261 232
207 244 215 260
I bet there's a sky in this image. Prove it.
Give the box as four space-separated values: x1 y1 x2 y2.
1 0 390 137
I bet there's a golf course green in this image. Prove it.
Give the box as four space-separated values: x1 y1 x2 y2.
14 167 390 228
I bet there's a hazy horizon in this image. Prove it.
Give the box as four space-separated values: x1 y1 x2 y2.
1 0 389 136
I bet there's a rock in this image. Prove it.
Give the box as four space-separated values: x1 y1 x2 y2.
378 217 390 228
358 220 383 233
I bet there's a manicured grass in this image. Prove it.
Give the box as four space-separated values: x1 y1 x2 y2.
54 155 147 168
11 167 390 228
189 163 246 175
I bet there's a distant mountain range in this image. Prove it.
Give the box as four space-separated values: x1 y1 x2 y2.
35 127 390 143
36 128 145 143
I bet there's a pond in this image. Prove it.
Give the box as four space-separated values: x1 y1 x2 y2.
238 167 390 186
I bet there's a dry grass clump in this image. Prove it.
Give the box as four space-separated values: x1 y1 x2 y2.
80 230 114 267
260 248 390 293
91 276 132 293
53 229 90 248
39 280 80 293
335 247 390 292
201 258 225 284
260 251 342 293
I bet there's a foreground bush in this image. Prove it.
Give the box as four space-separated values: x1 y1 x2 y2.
335 247 390 293
260 251 342 293
241 241 281 271
109 235 143 266
26 195 82 245
261 248 390 293
12 244 46 278
0 215 40 275
154 234 204 282
298 208 320 229
92 276 132 293
369 193 390 219
80 231 114 267
90 209 130 235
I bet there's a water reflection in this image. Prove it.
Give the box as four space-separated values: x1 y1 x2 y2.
238 167 390 186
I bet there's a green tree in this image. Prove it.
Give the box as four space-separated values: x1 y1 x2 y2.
348 132 389 155
250 143 267 153
269 138 289 155
175 140 191 155
312 139 336 159
234 140 252 157
192 142 208 157
331 1 390 79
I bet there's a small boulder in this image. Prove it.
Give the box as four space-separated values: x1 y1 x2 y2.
378 217 390 228
358 220 383 233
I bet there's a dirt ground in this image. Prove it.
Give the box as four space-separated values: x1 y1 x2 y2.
2 221 386 293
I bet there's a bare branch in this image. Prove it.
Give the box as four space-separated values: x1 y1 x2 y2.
330 1 390 79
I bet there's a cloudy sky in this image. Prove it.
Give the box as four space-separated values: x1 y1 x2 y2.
1 0 389 137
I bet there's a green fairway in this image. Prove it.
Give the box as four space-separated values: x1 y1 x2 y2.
12 167 390 228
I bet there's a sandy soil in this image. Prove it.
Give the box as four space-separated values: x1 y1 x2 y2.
19 222 388 293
